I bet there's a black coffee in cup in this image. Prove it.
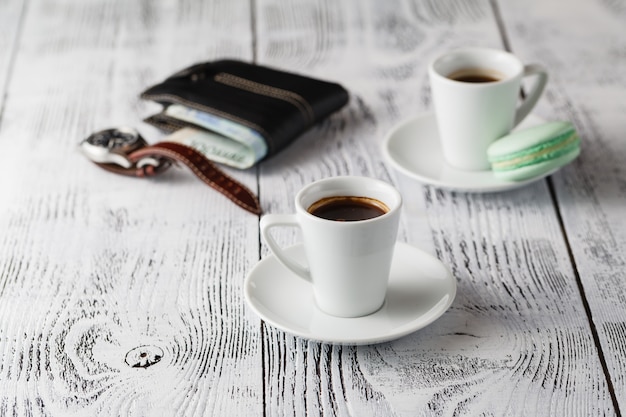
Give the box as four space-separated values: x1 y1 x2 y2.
447 68 505 83
308 196 388 221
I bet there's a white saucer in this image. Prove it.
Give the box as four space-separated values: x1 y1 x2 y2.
383 112 558 192
244 242 456 345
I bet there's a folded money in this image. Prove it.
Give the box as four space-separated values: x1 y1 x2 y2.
164 126 256 169
165 104 267 169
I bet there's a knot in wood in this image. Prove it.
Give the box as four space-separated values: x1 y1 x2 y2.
125 345 164 369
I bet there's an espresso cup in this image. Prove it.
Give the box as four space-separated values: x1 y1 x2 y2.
260 176 402 318
429 47 548 170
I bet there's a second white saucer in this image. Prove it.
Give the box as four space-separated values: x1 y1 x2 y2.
383 112 557 192
244 242 456 345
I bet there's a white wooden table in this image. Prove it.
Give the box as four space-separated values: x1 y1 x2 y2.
0 0 624 415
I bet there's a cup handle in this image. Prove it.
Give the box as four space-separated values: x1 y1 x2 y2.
514 64 549 126
259 214 312 282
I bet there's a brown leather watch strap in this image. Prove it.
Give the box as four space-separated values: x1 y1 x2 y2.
129 142 261 215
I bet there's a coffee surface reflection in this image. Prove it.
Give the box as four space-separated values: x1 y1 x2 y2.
447 67 504 83
308 196 389 221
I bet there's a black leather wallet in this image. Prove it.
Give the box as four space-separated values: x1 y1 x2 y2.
141 60 349 164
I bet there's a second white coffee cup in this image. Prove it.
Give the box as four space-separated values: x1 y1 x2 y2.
429 47 548 171
260 176 402 318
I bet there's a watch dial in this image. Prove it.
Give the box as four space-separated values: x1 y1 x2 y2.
87 129 139 149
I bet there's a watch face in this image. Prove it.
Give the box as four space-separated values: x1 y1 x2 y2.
86 128 140 150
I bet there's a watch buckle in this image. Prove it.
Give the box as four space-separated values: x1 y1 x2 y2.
136 157 162 169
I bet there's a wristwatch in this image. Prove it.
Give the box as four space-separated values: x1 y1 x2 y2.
81 127 152 168
80 128 261 215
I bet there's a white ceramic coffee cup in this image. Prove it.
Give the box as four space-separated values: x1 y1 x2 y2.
429 47 548 171
260 176 402 318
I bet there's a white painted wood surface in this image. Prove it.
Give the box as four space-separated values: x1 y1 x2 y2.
499 2 626 413
0 0 623 416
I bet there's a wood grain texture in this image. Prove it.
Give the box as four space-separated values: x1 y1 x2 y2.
498 0 626 412
257 0 616 415
0 0 25 112
0 0 262 416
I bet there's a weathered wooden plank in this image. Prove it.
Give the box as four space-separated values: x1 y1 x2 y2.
256 0 615 415
498 0 626 412
0 0 262 416
0 0 24 117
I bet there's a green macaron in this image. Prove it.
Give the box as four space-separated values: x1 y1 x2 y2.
487 121 580 181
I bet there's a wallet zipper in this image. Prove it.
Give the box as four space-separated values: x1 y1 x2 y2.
214 72 315 126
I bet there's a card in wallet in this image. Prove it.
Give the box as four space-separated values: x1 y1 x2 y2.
140 60 350 169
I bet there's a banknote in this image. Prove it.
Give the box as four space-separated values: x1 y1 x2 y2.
165 127 257 169
164 104 267 168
